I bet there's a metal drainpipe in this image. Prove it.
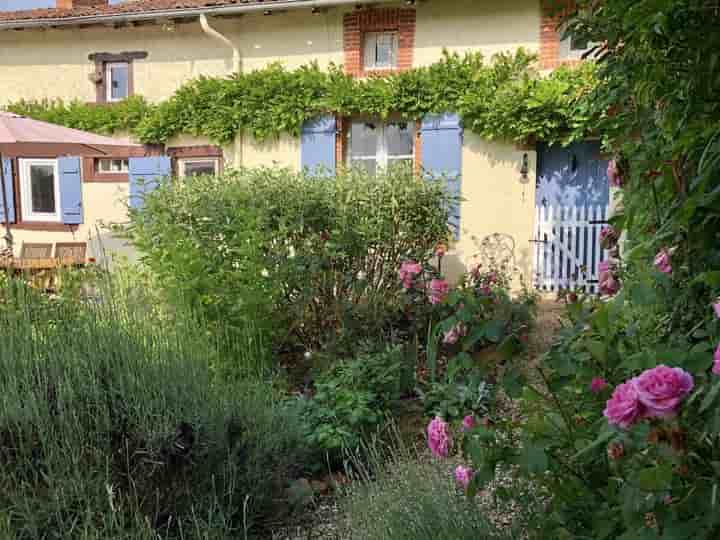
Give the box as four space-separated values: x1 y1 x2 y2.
198 14 242 166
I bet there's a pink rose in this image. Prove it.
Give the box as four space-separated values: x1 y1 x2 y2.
633 365 693 418
713 344 720 376
607 159 623 188
598 260 620 296
443 322 467 345
454 465 474 489
604 380 643 429
654 248 672 274
590 377 608 393
461 414 475 431
713 300 720 319
599 226 619 250
399 260 422 289
427 416 452 458
428 278 450 305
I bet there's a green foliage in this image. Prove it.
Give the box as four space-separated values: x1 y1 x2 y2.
126 166 452 351
0 273 308 539
300 345 413 458
7 51 595 145
341 435 515 539
6 95 154 136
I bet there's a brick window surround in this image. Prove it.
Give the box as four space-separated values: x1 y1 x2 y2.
343 7 416 78
539 1 579 70
88 51 147 104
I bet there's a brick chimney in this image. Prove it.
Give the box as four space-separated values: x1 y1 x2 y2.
56 0 109 9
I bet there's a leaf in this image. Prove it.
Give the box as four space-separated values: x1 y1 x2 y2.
701 381 720 413
571 429 615 460
637 464 672 492
586 340 607 364
483 319 506 343
520 443 548 474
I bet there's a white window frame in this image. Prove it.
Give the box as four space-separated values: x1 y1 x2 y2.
348 120 415 171
19 158 61 223
106 61 130 102
363 31 399 71
558 24 595 60
177 158 220 178
96 158 129 174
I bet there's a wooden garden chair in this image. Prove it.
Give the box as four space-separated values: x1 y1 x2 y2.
19 242 53 260
54 242 87 265
16 242 54 289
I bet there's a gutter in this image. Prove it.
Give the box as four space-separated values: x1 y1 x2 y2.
0 0 388 30
199 14 241 73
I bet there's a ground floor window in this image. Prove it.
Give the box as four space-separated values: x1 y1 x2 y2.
348 120 415 174
19 158 60 222
178 158 220 178
96 158 129 174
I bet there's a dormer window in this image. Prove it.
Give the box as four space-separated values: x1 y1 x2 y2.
363 31 398 71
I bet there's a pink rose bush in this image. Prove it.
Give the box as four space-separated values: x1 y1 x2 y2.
607 159 623 188
399 260 422 289
443 322 467 345
462 414 475 431
598 261 620 296
599 226 619 251
454 465 474 489
590 377 608 393
428 278 450 305
654 248 673 274
427 416 452 458
713 344 720 376
604 366 694 429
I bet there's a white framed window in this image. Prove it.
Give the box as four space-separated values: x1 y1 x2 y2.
96 158 129 174
559 24 594 60
19 158 61 223
363 31 399 71
348 120 415 174
106 62 130 102
178 158 220 178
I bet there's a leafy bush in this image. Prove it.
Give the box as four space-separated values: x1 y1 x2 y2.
0 274 307 539
341 436 515 539
300 345 413 460
128 166 453 352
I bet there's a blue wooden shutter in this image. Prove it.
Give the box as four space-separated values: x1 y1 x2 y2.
0 157 14 224
301 115 336 175
58 157 83 225
129 156 171 210
420 113 463 238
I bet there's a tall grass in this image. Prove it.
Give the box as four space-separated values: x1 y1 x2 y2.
341 434 515 540
0 273 306 539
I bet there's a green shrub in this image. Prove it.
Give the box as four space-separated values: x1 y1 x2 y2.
341 438 514 540
0 274 307 539
300 345 413 461
127 166 453 352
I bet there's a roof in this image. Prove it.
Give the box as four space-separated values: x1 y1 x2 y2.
0 0 382 27
0 110 135 146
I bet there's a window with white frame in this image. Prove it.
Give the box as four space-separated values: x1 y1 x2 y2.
559 23 594 60
363 31 399 70
19 159 61 222
178 158 220 178
106 62 130 102
96 158 129 174
348 120 415 174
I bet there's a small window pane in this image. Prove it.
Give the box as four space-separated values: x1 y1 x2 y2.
386 122 415 157
183 160 217 177
350 122 379 157
30 165 56 214
363 32 398 70
109 63 129 101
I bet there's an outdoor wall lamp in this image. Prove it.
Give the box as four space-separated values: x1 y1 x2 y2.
519 153 529 182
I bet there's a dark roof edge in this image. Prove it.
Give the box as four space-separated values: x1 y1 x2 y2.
0 0 387 30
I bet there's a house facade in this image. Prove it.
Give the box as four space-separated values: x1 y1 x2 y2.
0 0 600 286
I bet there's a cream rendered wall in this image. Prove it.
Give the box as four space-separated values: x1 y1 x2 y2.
9 182 134 262
443 135 537 286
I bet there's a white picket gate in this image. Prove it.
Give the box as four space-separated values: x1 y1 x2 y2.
533 205 609 294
